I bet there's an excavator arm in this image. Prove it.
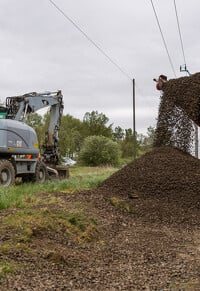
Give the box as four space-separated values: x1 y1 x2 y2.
5 90 64 165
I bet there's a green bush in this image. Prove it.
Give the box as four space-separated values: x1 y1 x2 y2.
79 135 120 166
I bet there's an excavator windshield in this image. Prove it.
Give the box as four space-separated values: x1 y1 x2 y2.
0 106 7 119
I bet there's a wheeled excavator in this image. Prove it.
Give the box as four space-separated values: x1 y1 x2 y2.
0 90 69 186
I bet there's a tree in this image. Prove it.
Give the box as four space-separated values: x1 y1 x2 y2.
79 135 120 166
59 114 84 158
83 111 113 138
120 128 140 158
26 113 45 147
139 126 155 152
144 126 155 146
113 126 124 141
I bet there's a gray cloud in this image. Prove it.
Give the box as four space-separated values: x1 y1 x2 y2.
0 0 199 134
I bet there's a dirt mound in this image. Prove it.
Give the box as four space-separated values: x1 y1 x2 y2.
154 73 200 152
1 147 200 289
99 147 200 200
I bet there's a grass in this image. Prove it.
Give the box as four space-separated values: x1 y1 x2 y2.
1 208 98 243
0 164 123 282
0 166 117 210
0 261 14 278
110 196 131 212
169 279 200 290
69 165 117 176
0 167 106 270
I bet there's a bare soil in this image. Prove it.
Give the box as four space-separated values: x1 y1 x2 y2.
0 147 200 290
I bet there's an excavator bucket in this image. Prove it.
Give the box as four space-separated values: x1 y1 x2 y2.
46 164 69 180
56 165 69 179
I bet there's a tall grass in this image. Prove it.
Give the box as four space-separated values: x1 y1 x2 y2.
0 166 117 210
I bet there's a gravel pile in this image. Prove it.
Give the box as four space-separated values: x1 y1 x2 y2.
154 73 200 152
99 146 200 202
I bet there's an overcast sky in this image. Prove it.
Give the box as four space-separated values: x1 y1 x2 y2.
0 0 200 134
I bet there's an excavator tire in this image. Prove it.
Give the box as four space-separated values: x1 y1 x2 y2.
22 161 48 184
0 159 15 187
34 161 47 183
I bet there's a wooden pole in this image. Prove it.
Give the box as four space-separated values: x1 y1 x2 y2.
133 79 136 159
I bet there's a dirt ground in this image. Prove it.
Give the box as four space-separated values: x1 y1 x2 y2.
0 147 200 290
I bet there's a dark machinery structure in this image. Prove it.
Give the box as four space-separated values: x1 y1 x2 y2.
0 90 68 186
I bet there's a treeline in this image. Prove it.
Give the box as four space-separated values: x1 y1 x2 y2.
27 110 155 165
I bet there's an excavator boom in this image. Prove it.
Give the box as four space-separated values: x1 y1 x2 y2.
6 90 63 164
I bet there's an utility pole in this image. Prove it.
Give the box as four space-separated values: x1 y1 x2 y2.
133 78 136 159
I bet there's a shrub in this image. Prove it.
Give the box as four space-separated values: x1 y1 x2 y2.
79 136 120 166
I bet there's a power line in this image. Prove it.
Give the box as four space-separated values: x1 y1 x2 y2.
173 1 197 155
150 0 177 77
173 0 187 66
48 0 132 80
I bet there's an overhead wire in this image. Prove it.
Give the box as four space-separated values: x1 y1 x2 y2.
173 0 187 69
173 0 197 153
48 0 132 81
150 0 177 77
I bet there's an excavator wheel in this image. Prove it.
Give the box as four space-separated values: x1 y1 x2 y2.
0 159 15 187
21 161 48 184
34 161 48 183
